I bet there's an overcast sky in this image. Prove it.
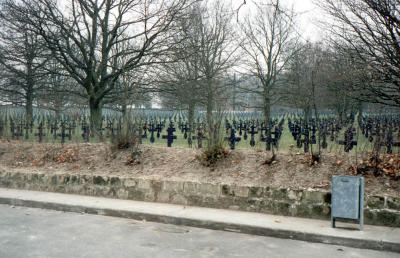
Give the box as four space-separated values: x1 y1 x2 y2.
288 0 323 42
231 0 323 42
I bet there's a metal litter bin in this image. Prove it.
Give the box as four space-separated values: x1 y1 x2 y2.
331 175 364 230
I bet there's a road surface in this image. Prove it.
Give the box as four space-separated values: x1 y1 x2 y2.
0 204 397 258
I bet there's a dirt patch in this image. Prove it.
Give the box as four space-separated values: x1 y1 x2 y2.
0 139 398 197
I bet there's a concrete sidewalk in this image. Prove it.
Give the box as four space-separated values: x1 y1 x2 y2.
0 188 399 253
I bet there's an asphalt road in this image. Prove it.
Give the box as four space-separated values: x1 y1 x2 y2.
0 204 397 258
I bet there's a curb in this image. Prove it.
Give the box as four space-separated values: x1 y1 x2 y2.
0 193 399 253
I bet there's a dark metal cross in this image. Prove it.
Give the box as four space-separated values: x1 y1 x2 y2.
81 122 90 142
261 129 276 151
35 122 46 143
321 129 328 149
67 123 74 141
338 127 357 152
10 120 15 139
156 123 162 138
225 128 241 150
51 123 59 140
248 124 258 147
13 121 24 139
162 123 177 147
58 123 71 144
225 120 231 134
385 126 400 154
24 123 30 140
182 123 190 139
148 123 157 143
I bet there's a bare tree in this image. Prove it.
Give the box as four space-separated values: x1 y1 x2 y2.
36 58 81 116
317 0 400 107
4 0 196 131
159 0 237 147
155 3 208 146
239 0 299 124
194 0 237 147
0 1 48 124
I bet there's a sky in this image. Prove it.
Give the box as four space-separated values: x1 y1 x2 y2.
231 0 323 42
288 0 322 41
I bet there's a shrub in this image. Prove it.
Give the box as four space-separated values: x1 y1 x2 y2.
198 144 229 167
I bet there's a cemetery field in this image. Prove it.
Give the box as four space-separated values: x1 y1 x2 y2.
0 139 399 198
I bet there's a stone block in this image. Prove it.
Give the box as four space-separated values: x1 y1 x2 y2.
366 196 385 209
55 185 66 193
151 180 162 192
302 190 325 203
107 187 118 197
162 181 184 192
137 179 151 190
83 185 95 195
50 175 57 185
311 204 330 219
364 209 375 223
110 177 121 186
80 175 92 184
70 175 79 184
222 185 249 197
268 188 287 200
127 187 145 200
198 183 220 196
28 173 39 183
186 195 203 206
123 178 137 187
144 191 156 202
259 199 274 213
217 196 235 209
375 210 400 227
170 193 188 205
287 190 302 201
117 189 128 199
11 172 22 181
93 175 107 185
386 197 400 210
274 202 290 215
296 204 311 217
248 186 264 198
157 191 170 203
245 198 262 212
94 186 108 196
202 196 219 208
233 186 249 197
221 185 232 196
183 181 198 194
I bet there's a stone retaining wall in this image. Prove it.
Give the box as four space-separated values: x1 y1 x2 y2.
0 171 399 227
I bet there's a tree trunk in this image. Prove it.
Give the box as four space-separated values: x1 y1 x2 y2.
89 97 103 133
121 101 127 119
263 94 271 125
303 105 311 123
188 102 195 146
357 101 363 124
206 91 214 147
54 96 62 118
25 89 33 125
